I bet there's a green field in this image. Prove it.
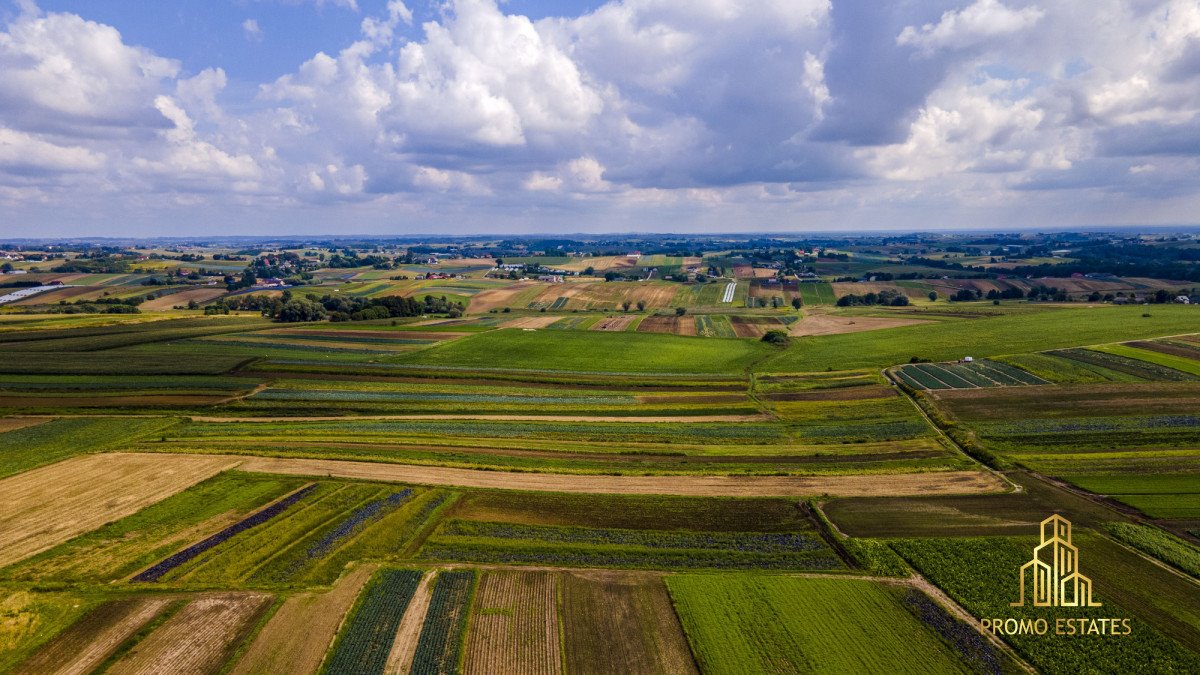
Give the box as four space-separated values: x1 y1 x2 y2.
396 328 772 373
667 576 984 673
760 306 1200 371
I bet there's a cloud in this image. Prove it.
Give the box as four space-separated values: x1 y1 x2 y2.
243 19 263 42
897 0 1045 54
0 126 105 174
0 5 178 136
4 0 1200 232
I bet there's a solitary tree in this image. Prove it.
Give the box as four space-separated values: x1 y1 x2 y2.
621 301 632 312
928 291 938 302
636 300 646 311
791 297 802 310
675 307 687 316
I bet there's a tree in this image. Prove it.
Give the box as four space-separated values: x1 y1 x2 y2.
621 301 632 312
636 300 646 311
675 307 687 316
277 298 327 322
761 329 790 346
928 291 938 302
791 297 802 310
0 262 12 273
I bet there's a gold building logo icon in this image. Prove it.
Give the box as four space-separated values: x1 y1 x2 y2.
1012 515 1101 608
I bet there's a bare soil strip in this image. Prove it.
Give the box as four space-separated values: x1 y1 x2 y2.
216 454 1008 497
590 315 634 331
0 416 51 434
464 571 560 675
789 311 931 336
0 453 241 568
467 281 538 313
232 565 377 675
383 570 437 675
19 598 173 675
500 316 561 329
107 592 273 675
138 288 227 311
188 413 770 423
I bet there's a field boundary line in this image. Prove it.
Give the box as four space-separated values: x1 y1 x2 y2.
883 368 1019 494
141 452 1009 497
384 569 437 674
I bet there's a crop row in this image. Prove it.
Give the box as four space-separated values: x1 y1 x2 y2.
131 484 318 582
1052 348 1198 382
325 569 423 674
434 521 829 553
296 489 414 566
411 570 477 675
420 542 843 571
250 388 636 405
891 537 1200 674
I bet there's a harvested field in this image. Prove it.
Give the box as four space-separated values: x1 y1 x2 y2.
0 394 234 409
636 314 698 336
232 565 376 675
0 416 49 434
17 597 173 675
789 311 930 337
138 287 227 311
384 570 436 675
107 592 273 675
466 282 539 313
500 315 561 329
560 571 696 675
728 316 784 338
9 286 96 306
0 453 240 568
263 329 463 342
464 571 560 675
225 454 1007 497
189 413 769 423
591 315 634 331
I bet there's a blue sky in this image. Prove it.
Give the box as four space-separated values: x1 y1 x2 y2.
2 0 1200 236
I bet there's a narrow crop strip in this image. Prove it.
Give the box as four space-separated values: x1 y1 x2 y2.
131 484 318 582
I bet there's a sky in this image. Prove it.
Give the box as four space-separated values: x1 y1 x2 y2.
1 0 1199 237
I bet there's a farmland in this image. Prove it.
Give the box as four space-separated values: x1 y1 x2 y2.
2 234 1200 673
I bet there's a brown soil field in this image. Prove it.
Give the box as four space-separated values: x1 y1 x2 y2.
18 598 173 675
560 571 696 674
233 565 376 675
933 382 1200 419
751 268 778 278
190 413 769 423
466 281 539 313
557 256 638 273
732 265 754 279
537 281 679 310
788 311 930 337
464 571 560 675
107 592 273 675
636 393 749 405
384 570 436 675
729 316 771 338
831 282 928 299
0 417 49 434
138 288 227 311
1127 340 1200 359
223 454 1007 497
636 315 696 336
10 286 97 306
261 329 462 341
0 454 240 569
591 315 634 331
500 315 561 329
0 395 234 409
761 385 898 401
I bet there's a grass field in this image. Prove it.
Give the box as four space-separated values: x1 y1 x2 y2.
760 305 1200 371
668 576 977 674
396 329 772 373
